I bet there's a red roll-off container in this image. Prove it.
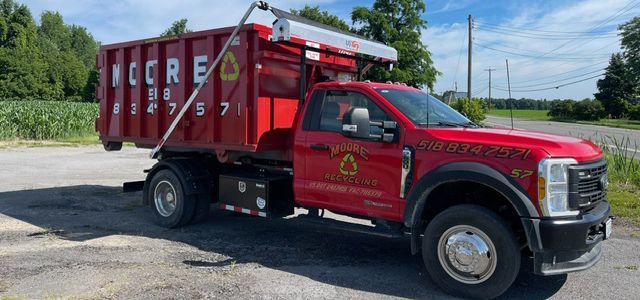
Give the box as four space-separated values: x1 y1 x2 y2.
96 23 357 153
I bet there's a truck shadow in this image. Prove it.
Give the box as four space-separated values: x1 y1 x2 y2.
0 185 567 299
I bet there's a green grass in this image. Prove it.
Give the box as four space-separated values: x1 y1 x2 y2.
0 101 98 141
488 109 640 130
608 187 640 223
600 136 640 224
577 119 640 130
486 109 551 120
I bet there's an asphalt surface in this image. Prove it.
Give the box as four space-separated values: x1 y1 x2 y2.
485 116 640 158
0 146 639 299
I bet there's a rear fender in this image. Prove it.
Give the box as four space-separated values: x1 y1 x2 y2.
143 158 212 205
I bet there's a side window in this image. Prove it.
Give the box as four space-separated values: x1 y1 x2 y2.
313 90 390 134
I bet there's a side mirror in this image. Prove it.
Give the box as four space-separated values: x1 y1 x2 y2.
342 107 371 139
343 107 397 143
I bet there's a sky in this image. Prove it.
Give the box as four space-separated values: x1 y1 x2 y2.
23 0 640 100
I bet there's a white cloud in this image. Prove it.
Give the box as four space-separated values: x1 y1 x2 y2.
25 0 337 44
428 0 477 14
423 0 637 99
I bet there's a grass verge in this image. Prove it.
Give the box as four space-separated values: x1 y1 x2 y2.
577 119 640 130
601 136 640 224
487 109 551 120
488 109 640 130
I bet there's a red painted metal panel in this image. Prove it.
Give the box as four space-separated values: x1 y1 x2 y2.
97 24 357 155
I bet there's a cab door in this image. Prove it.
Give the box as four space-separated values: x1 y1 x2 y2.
298 88 405 221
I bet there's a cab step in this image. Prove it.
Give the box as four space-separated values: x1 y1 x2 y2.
294 214 406 239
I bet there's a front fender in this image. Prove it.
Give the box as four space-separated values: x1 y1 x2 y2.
404 162 539 254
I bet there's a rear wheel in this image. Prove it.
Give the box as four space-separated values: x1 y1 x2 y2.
422 204 520 300
148 169 196 228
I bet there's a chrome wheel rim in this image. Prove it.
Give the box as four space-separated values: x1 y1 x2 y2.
437 225 497 284
154 180 177 217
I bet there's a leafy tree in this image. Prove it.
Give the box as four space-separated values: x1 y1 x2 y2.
450 97 485 124
161 18 191 37
0 0 99 101
68 25 99 100
628 104 640 120
352 0 439 89
619 16 640 96
69 25 98 68
548 100 574 119
595 53 634 118
573 99 605 121
0 0 51 101
39 11 70 51
0 13 7 42
290 5 350 31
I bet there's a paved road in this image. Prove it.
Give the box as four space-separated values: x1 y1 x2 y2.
486 116 640 158
0 146 639 299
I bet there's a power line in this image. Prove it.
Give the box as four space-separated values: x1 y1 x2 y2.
475 26 618 40
490 38 619 73
492 73 604 92
473 21 617 35
505 62 608 85
504 0 640 65
495 68 605 89
474 42 611 60
474 39 615 58
473 85 489 95
453 24 468 90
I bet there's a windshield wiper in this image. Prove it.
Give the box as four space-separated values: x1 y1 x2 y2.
418 121 479 128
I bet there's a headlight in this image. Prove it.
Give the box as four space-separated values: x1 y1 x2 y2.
538 158 578 217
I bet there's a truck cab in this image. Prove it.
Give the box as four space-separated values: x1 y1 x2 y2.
292 82 610 293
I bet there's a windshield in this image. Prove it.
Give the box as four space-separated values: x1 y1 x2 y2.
375 88 473 127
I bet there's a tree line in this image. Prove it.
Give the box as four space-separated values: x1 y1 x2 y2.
0 0 99 102
594 17 640 120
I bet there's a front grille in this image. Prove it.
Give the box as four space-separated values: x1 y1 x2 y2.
568 159 607 211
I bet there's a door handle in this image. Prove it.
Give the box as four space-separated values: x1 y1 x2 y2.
310 143 329 150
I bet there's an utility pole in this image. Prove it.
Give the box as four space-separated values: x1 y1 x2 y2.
484 68 495 111
467 15 472 101
506 59 514 129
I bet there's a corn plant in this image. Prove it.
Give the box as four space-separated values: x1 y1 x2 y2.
0 101 99 140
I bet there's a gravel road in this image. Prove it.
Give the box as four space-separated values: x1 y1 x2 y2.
0 146 638 299
485 116 639 158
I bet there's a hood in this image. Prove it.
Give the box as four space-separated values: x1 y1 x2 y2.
424 127 603 162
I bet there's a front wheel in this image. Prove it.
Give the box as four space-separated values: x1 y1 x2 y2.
422 204 520 300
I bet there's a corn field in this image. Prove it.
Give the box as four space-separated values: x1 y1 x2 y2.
0 101 98 140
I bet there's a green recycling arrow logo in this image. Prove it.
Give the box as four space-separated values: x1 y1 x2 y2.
220 51 240 81
339 153 358 176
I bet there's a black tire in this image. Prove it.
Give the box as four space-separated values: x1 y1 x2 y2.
148 169 196 228
422 204 520 300
190 193 211 224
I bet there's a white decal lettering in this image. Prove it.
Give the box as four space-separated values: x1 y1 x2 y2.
193 55 207 85
145 60 158 86
112 64 120 87
163 88 170 101
166 58 179 85
196 102 205 117
128 62 136 86
113 102 120 115
220 101 229 116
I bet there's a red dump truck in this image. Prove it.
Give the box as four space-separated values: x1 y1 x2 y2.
96 2 612 299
